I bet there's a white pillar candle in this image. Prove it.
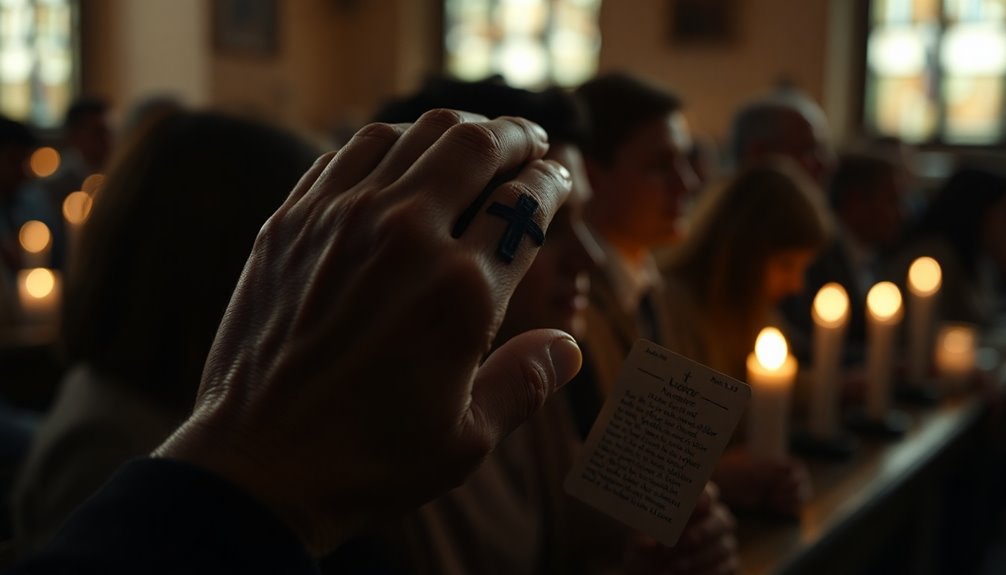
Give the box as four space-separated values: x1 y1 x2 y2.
907 257 942 384
934 323 976 391
18 220 51 268
747 327 797 460
17 268 61 322
810 283 849 439
865 282 903 420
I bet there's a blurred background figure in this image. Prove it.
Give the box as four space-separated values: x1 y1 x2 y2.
781 152 908 365
894 166 1006 327
13 111 317 553
0 117 37 307
572 72 699 405
660 158 831 517
730 88 835 187
38 97 113 270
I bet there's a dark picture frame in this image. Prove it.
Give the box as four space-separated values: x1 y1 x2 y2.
670 0 735 45
212 0 278 56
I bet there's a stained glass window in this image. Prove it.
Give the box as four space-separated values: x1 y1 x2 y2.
866 0 1006 145
444 0 602 89
0 0 77 128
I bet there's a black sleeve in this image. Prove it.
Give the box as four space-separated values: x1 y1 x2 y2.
8 458 319 575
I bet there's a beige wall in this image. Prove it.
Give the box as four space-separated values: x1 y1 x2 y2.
82 0 209 115
83 0 860 144
597 0 831 144
210 0 440 135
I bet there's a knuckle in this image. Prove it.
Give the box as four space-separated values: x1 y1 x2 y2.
446 122 505 161
417 108 467 131
353 121 403 143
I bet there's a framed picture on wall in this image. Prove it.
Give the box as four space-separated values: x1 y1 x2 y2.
670 0 735 45
213 0 278 56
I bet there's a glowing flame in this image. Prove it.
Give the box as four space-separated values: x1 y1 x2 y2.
813 283 849 326
867 281 903 321
19 220 51 253
908 256 942 297
30 147 60 178
63 191 93 224
755 327 789 371
24 268 55 298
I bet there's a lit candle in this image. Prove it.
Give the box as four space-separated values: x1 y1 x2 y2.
865 282 903 420
17 268 62 322
810 283 849 439
906 257 942 384
18 220 52 268
747 327 797 460
934 323 976 391
63 190 94 257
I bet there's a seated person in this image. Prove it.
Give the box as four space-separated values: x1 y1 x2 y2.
13 111 318 552
323 77 739 575
661 158 832 516
890 165 1006 338
729 88 835 188
781 152 907 365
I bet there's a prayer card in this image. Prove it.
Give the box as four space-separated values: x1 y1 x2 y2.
564 339 751 547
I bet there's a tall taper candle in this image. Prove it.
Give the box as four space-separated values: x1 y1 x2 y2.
865 282 903 420
810 283 849 438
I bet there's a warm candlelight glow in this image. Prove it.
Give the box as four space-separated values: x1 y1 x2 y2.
82 173 105 194
19 220 51 253
24 268 55 298
63 191 94 224
866 281 903 321
755 327 789 371
29 147 60 178
942 327 973 355
812 283 849 327
908 257 942 297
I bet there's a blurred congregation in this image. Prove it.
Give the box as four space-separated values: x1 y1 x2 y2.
2 0 1006 573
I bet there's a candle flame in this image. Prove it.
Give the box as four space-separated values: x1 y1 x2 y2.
29 147 60 178
867 281 902 321
755 327 789 371
813 283 849 326
908 257 941 297
63 191 93 224
19 220 51 253
25 268 55 298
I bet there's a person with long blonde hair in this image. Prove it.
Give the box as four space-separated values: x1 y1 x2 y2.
661 157 832 517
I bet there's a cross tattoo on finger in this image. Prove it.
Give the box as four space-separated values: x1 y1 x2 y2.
486 193 545 263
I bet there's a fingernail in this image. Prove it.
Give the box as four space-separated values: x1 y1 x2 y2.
530 121 549 143
549 335 582 386
556 163 571 182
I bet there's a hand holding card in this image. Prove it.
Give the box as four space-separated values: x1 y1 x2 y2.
564 340 751 547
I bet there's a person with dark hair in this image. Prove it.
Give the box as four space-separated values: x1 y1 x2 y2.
13 111 319 552
781 152 906 364
662 158 830 516
0 117 38 315
895 165 1006 325
41 96 113 270
338 77 738 575
9 111 582 575
572 71 699 400
730 89 834 187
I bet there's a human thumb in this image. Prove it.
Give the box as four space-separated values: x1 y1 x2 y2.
467 329 582 445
